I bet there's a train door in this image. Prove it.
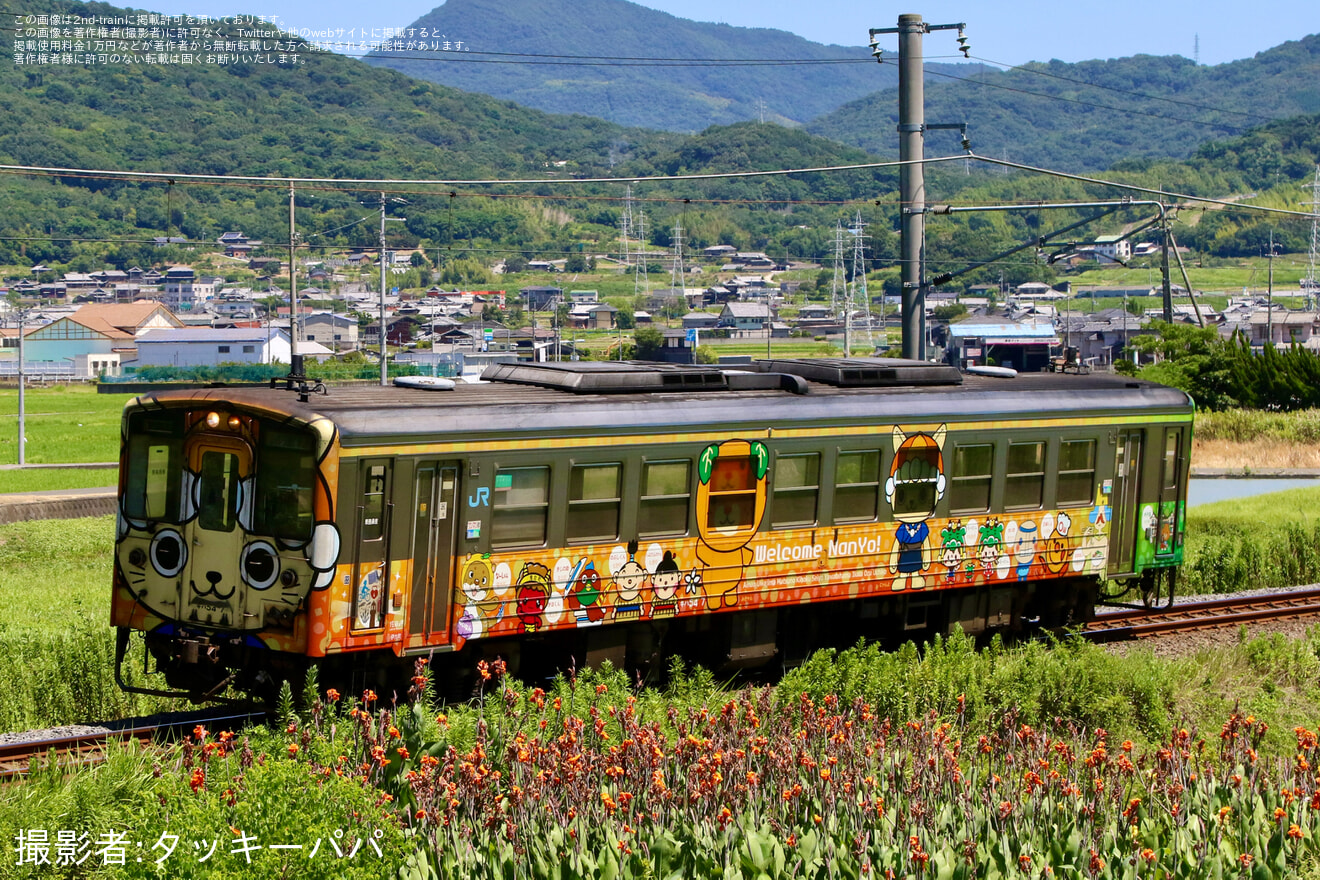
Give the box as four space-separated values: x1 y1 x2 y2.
1155 428 1184 557
1108 430 1143 574
181 435 251 628
351 459 393 630
408 462 459 641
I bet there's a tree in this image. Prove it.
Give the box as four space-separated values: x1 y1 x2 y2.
564 252 588 273
409 252 429 268
694 344 718 364
634 326 664 360
503 255 529 274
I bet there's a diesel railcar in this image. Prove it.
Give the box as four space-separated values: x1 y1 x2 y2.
112 358 1193 701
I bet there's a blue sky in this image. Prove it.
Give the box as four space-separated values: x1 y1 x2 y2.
146 0 1313 68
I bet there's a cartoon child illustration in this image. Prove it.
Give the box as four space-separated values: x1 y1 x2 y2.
456 554 492 639
1044 512 1072 575
939 522 966 585
1014 520 1038 581
649 551 682 618
695 440 769 609
567 559 606 626
612 539 647 621
886 425 947 591
978 519 1005 579
515 562 551 634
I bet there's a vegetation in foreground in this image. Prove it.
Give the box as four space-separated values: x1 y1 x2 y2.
8 634 1320 879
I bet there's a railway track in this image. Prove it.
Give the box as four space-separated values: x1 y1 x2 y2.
0 710 265 781
1086 588 1320 641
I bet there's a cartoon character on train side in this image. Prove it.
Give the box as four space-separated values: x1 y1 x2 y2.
694 440 769 609
885 425 947 591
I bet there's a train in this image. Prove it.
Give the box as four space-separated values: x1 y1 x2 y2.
111 357 1193 701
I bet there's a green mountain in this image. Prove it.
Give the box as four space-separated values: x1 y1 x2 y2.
0 0 899 270
809 35 1320 172
362 0 978 131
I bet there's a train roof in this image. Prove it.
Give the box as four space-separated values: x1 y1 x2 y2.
137 359 1194 447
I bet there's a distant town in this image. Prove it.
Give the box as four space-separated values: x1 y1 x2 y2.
0 229 1314 382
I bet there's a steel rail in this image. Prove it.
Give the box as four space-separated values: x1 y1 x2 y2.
1086 588 1320 641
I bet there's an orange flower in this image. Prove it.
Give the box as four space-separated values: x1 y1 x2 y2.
1141 848 1156 864
1218 806 1232 823
1289 824 1304 841
820 767 832 781
287 743 299 757
325 688 340 702
363 689 378 703
189 767 205 792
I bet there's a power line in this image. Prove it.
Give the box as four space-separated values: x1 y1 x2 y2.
966 152 1320 219
0 155 960 188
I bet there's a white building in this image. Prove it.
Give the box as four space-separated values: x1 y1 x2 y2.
1093 235 1132 263
135 328 292 367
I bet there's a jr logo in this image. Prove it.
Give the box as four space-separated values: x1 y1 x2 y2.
468 487 490 508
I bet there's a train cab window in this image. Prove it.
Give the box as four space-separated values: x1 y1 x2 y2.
492 466 550 548
567 463 622 544
772 453 820 528
949 444 993 513
1057 439 1097 506
706 456 758 531
198 451 240 532
639 460 691 538
124 437 182 522
361 465 387 542
1005 441 1045 510
254 426 316 541
834 450 880 523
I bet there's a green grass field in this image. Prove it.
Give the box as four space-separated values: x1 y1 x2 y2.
0 385 131 467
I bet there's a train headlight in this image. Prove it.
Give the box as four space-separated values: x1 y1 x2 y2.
227 416 241 430
205 411 221 428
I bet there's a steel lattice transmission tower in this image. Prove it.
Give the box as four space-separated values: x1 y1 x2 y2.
849 211 873 349
619 185 635 268
830 221 848 353
632 210 648 296
668 222 687 299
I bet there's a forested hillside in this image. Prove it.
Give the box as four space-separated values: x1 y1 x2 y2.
810 35 1320 172
362 0 979 131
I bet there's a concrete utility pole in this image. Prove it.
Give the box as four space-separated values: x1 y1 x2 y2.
1160 209 1173 323
16 306 25 466
869 13 969 360
288 183 300 372
377 194 408 386
897 14 925 361
379 192 388 386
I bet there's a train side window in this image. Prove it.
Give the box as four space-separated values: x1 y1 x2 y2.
834 450 880 523
1005 441 1045 510
567 463 622 544
1058 439 1097 506
1163 432 1180 491
639 460 691 538
361 465 387 542
706 455 758 530
492 466 550 548
772 453 820 528
949 444 993 513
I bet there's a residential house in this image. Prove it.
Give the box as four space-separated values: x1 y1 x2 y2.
681 312 721 331
719 302 774 335
22 301 183 377
703 245 736 259
162 266 198 310
1092 235 1132 264
566 303 618 330
135 328 292 367
301 312 359 351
